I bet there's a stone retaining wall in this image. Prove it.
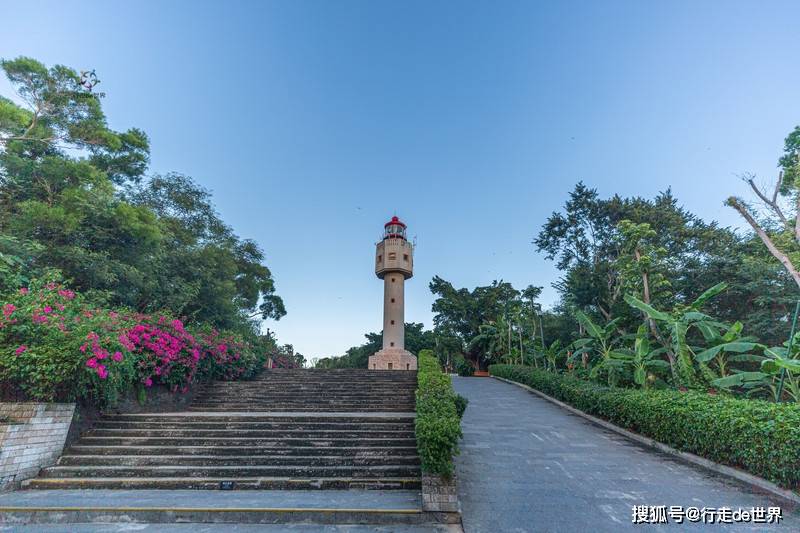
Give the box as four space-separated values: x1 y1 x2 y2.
421 473 459 513
0 402 74 491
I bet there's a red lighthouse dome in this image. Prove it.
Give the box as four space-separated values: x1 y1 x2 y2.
384 216 407 240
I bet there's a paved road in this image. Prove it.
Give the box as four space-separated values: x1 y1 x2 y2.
452 376 800 533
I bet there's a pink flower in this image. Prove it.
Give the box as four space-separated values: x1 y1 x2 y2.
19 287 29 295
144 377 153 387
14 345 27 356
43 306 53 314
58 289 75 300
79 344 87 353
112 351 123 362
86 357 98 368
3 304 16 318
96 365 108 379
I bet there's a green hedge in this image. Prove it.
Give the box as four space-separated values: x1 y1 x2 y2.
415 349 462 476
490 364 800 490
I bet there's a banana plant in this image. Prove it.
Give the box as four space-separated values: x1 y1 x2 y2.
710 344 800 402
467 322 504 366
693 321 763 381
624 282 728 388
572 310 626 386
610 324 671 388
539 340 564 372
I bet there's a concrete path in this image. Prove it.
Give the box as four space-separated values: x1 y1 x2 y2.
452 376 800 533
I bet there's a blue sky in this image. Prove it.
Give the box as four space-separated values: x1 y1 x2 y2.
2 1 799 361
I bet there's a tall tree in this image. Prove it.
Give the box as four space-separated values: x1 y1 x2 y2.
0 57 285 333
727 126 800 288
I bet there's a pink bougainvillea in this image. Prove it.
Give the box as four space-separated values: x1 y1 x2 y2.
1 275 270 404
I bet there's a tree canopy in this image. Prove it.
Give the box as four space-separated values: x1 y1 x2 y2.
0 56 285 336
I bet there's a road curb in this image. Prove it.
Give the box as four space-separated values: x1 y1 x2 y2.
491 375 800 507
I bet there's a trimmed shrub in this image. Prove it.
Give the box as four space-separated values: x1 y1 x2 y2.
490 364 800 490
454 394 469 419
416 349 462 476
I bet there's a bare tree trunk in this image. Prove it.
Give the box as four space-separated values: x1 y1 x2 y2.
728 197 800 288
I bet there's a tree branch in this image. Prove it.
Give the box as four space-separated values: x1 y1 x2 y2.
747 176 788 226
728 197 800 288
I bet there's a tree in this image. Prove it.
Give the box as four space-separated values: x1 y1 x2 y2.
0 57 285 335
429 276 520 368
315 323 435 369
727 126 800 288
537 183 795 347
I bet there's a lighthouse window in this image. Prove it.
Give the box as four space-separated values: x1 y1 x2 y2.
390 320 395 325
391 298 395 303
403 254 409 261
391 277 396 283
378 255 382 262
390 342 395 347
388 252 396 260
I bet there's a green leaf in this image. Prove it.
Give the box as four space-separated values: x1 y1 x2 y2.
624 294 671 322
711 372 768 388
634 367 646 385
728 354 766 363
762 358 800 373
575 310 603 339
689 282 727 309
695 342 760 363
694 345 724 363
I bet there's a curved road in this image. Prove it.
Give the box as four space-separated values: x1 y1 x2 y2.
452 376 800 532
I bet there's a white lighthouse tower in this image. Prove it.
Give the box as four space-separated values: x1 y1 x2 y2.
369 216 417 371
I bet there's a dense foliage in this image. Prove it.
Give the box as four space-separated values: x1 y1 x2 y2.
490 365 800 490
0 57 290 404
415 349 462 476
0 57 285 334
314 322 435 368
0 275 271 405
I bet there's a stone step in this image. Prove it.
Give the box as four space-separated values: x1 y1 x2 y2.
25 368 422 495
58 454 420 467
93 421 415 430
186 405 414 412
66 445 420 456
87 428 414 438
0 488 435 526
23 476 422 490
189 400 416 406
77 436 418 447
192 394 415 399
101 414 415 422
40 464 420 479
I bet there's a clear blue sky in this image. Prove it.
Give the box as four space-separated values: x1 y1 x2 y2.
2 1 799 361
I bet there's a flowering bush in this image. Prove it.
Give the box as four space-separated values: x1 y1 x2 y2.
0 274 271 405
0 276 136 404
195 328 266 381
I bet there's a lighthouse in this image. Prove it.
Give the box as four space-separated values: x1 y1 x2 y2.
369 216 417 371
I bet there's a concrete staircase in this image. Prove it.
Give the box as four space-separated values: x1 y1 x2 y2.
23 369 420 491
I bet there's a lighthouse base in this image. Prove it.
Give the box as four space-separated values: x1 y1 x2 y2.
369 348 417 371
